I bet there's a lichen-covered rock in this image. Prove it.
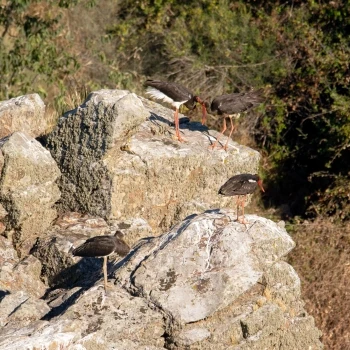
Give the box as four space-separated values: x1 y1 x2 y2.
0 212 323 350
6 297 50 327
0 132 61 256
0 286 166 350
117 211 296 323
0 253 47 298
0 291 30 327
0 235 18 265
115 210 323 349
0 94 47 138
47 89 260 242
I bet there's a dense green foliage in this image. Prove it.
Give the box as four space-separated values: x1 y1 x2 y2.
1 0 350 221
0 0 79 100
107 0 350 220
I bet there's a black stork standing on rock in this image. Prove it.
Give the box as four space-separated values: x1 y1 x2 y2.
219 173 265 224
72 230 130 293
145 79 207 142
205 89 264 151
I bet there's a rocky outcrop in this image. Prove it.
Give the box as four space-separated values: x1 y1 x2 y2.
0 94 47 139
47 90 260 241
0 132 61 256
117 212 295 324
0 211 323 349
0 89 323 350
0 235 47 298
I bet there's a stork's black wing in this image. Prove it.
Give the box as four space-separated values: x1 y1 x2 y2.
145 79 194 102
219 174 258 196
72 236 116 257
211 89 264 115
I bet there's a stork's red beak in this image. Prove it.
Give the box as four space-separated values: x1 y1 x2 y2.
257 179 265 192
201 102 207 125
195 97 207 125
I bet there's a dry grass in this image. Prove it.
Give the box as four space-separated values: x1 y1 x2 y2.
288 218 350 350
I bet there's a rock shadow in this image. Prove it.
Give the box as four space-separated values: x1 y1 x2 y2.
0 290 10 302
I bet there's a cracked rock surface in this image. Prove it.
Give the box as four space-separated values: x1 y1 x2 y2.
0 132 61 256
47 89 260 241
0 211 323 350
0 90 323 350
0 94 47 139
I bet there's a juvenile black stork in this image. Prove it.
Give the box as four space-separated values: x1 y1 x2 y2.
206 89 264 151
145 79 207 142
219 173 265 224
72 230 130 293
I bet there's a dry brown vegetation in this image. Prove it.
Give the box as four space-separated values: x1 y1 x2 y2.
288 219 350 350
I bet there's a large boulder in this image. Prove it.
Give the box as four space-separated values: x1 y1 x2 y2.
0 94 47 138
47 90 261 241
116 210 322 349
0 212 323 350
117 211 296 323
0 132 61 256
0 286 165 350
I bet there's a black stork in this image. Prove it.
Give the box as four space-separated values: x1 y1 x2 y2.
72 230 130 293
145 79 207 142
205 89 264 151
219 173 265 224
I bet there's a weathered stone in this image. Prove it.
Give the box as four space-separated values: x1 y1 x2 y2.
240 303 285 338
47 89 260 242
0 93 46 138
0 291 29 326
117 211 295 324
176 327 211 346
0 235 47 297
263 261 302 312
110 217 153 247
31 212 113 287
0 235 18 265
0 320 76 350
0 203 7 218
0 286 166 350
7 297 50 326
0 203 7 234
0 132 61 256
0 211 322 350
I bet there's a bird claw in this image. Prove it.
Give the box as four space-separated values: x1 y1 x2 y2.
237 216 249 225
222 145 229 152
172 134 186 142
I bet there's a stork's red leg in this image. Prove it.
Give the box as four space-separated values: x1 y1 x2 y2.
194 97 207 125
223 116 236 151
238 195 249 225
210 117 227 150
103 256 108 294
236 195 241 221
174 108 184 142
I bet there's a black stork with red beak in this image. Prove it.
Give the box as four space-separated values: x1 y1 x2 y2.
219 173 265 224
145 79 207 142
72 230 130 293
205 89 264 151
